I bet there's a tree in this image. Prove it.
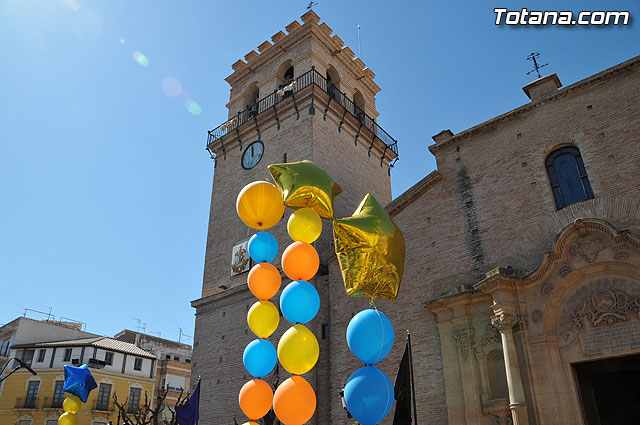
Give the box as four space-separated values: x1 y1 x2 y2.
112 388 189 425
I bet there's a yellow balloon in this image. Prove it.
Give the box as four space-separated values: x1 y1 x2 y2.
58 412 77 425
242 422 259 425
236 181 285 230
63 395 81 414
247 301 280 338
277 324 319 375
287 207 322 243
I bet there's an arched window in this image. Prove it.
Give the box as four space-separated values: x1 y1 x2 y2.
545 146 594 209
243 82 259 116
326 65 340 100
353 89 365 123
284 66 294 82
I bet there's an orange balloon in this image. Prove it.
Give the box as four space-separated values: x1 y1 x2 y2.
273 376 316 425
281 242 319 281
239 379 273 421
248 263 281 300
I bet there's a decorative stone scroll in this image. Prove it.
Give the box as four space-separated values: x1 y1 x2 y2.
491 313 518 332
569 236 603 263
483 323 501 346
559 278 640 348
452 325 474 360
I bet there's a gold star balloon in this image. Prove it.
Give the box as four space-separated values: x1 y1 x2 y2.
333 193 405 301
268 160 342 219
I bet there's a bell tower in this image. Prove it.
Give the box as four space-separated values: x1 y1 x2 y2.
191 10 399 424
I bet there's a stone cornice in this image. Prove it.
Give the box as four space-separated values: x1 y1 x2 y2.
424 286 492 314
191 283 250 310
429 55 640 154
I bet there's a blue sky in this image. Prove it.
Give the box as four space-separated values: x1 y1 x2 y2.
1 0 638 341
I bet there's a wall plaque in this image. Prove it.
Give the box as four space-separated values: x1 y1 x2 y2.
231 241 251 276
580 320 640 355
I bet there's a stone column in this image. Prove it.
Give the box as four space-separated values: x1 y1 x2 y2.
491 313 529 425
452 324 482 425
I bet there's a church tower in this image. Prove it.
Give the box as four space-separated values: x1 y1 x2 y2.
191 10 399 424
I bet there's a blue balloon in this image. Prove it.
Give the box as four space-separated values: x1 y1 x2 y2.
344 366 394 425
63 364 98 402
243 339 277 378
346 309 394 364
248 232 278 263
280 280 320 324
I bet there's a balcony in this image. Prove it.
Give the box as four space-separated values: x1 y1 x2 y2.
14 396 39 409
93 399 114 412
42 396 64 409
206 68 398 162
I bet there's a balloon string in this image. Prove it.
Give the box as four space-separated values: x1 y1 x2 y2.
368 299 385 362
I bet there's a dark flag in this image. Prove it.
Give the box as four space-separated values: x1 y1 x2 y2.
176 380 201 425
393 341 412 425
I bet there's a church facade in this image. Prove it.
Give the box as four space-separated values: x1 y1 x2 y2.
191 11 640 425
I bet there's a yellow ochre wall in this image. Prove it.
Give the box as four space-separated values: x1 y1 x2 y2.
0 369 155 425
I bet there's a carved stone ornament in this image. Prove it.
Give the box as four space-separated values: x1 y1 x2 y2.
491 313 518 332
559 278 640 344
615 251 630 260
559 265 572 277
513 316 529 333
572 289 640 331
482 398 512 425
483 323 501 346
452 325 474 360
531 309 543 324
570 236 604 263
231 241 250 276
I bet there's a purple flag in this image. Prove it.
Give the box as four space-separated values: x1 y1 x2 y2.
175 380 200 425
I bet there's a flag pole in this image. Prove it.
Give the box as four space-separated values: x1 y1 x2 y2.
197 375 201 425
407 331 418 424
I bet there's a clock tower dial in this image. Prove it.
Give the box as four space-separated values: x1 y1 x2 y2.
241 140 264 169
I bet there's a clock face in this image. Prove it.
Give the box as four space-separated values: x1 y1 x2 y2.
241 141 264 170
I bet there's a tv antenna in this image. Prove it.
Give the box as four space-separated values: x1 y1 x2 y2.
178 328 193 344
526 52 548 79
132 318 147 334
357 25 362 59
306 1 318 10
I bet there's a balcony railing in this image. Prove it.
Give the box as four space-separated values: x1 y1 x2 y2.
15 396 39 409
42 396 64 409
206 68 398 159
94 399 114 412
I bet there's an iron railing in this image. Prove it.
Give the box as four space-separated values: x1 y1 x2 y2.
94 399 113 412
206 68 398 157
15 396 39 409
42 396 64 409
